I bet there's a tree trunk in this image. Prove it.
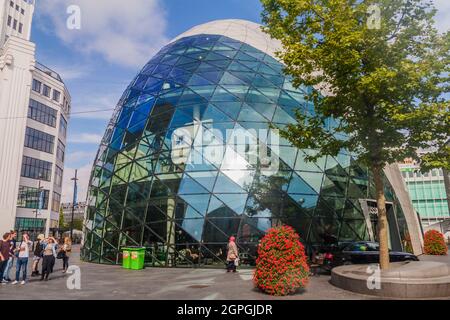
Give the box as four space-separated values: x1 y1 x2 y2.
442 168 450 215
372 165 390 270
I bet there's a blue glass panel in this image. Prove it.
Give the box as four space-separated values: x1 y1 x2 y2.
190 85 217 99
238 104 268 122
181 217 204 242
228 71 255 84
220 72 247 85
185 171 218 192
196 70 224 83
213 173 246 193
211 101 242 119
187 74 214 86
179 194 211 215
215 193 248 215
211 87 240 102
177 89 208 106
288 172 317 195
202 104 233 123
152 64 172 78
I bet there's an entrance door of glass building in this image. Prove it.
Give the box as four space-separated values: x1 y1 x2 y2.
360 199 403 251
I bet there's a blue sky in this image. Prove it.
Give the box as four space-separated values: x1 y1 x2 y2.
30 0 449 202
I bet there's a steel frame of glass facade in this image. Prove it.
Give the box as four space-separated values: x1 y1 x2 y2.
82 33 410 267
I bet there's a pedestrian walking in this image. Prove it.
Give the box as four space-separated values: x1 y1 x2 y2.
0 233 11 284
3 230 17 282
40 237 57 281
13 233 33 285
61 237 72 273
226 236 239 273
31 234 45 277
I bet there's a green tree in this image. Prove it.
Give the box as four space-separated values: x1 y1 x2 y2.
72 219 84 231
261 0 449 269
59 207 67 231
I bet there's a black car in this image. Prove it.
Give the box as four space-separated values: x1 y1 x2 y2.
332 241 419 266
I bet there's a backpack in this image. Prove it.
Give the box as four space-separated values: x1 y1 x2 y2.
34 242 44 257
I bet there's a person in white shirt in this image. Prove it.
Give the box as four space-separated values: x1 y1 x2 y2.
12 233 32 285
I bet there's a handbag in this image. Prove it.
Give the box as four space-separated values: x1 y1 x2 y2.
57 249 66 259
14 241 22 258
234 257 239 267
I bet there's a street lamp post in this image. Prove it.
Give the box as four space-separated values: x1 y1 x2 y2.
70 169 79 241
34 174 44 242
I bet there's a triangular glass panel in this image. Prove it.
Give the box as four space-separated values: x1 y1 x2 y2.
215 193 248 215
296 171 324 193
220 85 248 100
152 64 172 78
273 106 296 124
179 217 205 242
208 59 232 69
238 60 261 71
228 61 253 72
190 85 216 99
211 87 240 102
238 104 268 122
288 172 317 195
246 102 277 121
246 88 273 104
211 101 242 120
220 72 247 85
178 174 209 195
213 173 246 193
235 51 259 62
207 195 226 213
178 194 211 216
187 74 214 86
228 71 255 84
184 171 218 192
202 104 233 123
320 174 347 197
295 150 325 172
177 89 208 106
196 70 224 83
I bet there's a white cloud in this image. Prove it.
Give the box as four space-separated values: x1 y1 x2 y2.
53 64 90 81
37 0 169 68
62 164 93 203
68 133 103 144
66 151 97 164
434 0 450 33
71 91 123 120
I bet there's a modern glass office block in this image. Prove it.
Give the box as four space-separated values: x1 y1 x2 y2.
82 30 411 267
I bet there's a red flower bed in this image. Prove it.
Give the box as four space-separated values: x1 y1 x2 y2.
253 225 309 296
424 230 448 255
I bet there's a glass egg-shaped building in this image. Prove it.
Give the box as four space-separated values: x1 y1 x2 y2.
82 20 421 267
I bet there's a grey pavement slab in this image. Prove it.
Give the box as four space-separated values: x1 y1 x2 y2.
1 247 448 300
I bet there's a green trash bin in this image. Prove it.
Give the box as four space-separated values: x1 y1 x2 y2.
122 248 132 269
130 247 146 270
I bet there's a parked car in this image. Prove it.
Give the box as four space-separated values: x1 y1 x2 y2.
332 241 419 266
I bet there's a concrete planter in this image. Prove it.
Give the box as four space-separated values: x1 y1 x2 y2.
331 261 450 299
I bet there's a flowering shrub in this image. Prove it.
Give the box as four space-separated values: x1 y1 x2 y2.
424 230 448 255
253 225 309 296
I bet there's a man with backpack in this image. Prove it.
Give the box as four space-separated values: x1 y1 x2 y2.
2 230 16 283
0 233 11 284
31 234 45 277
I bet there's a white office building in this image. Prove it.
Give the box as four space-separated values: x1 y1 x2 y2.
0 0 71 237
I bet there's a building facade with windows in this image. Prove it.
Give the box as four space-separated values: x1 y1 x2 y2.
399 159 450 227
0 0 70 237
82 20 422 267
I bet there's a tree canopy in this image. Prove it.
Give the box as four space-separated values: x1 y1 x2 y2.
261 0 449 170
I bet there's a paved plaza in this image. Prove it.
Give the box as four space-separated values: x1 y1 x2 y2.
0 246 449 300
